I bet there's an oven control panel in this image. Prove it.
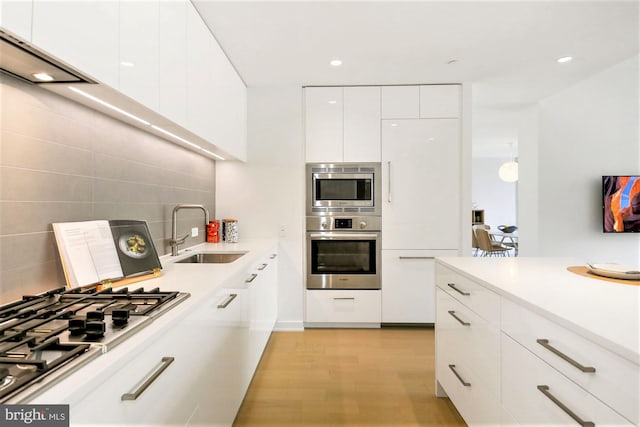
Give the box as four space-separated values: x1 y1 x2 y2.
306 216 381 232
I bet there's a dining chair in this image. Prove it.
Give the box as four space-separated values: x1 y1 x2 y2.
475 228 512 257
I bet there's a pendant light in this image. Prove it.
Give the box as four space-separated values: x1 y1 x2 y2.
499 142 518 183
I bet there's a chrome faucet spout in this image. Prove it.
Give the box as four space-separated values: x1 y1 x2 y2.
171 204 210 256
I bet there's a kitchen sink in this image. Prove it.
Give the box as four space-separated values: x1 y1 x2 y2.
176 252 247 264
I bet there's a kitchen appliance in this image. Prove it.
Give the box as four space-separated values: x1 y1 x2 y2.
0 286 189 403
307 162 381 216
306 216 381 289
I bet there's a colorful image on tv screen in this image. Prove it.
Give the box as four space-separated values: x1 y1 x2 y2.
603 176 640 232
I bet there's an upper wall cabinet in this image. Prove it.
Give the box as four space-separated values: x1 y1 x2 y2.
305 86 381 163
119 1 159 110
1 0 32 41
158 0 188 128
382 84 461 119
32 1 119 88
187 2 247 161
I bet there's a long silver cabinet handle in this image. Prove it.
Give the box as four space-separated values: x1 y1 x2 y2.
537 385 594 427
333 297 355 300
448 364 471 387
257 263 268 271
447 283 470 296
536 339 596 373
448 310 470 326
121 357 175 401
245 273 258 284
398 256 435 260
387 161 392 203
269 254 277 259
217 293 237 309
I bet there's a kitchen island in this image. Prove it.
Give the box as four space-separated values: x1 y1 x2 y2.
23 239 279 427
435 257 639 426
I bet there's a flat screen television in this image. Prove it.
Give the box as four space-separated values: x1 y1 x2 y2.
603 175 640 232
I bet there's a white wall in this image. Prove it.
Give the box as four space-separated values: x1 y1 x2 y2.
472 157 517 229
532 56 639 265
215 86 305 330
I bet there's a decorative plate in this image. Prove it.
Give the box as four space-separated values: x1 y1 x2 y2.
586 263 640 280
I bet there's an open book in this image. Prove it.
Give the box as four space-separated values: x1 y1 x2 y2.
52 220 162 289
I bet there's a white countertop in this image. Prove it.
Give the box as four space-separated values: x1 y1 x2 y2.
25 238 279 405
436 257 640 364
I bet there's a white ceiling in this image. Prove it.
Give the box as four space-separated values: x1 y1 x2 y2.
193 0 639 157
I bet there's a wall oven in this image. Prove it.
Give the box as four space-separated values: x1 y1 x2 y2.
306 163 381 216
306 216 381 289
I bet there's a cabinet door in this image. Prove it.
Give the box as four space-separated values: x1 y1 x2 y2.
1 0 32 41
305 86 343 162
343 86 381 162
382 250 455 323
381 119 460 249
70 289 249 426
381 86 419 119
119 0 159 110
159 0 188 127
419 85 461 118
32 0 119 87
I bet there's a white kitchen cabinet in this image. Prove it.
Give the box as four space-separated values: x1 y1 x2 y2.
305 86 345 163
501 333 633 426
32 0 119 88
381 250 456 323
305 86 381 163
1 0 32 41
305 289 381 326
119 0 159 110
419 85 461 118
343 86 381 162
381 118 461 250
186 2 247 161
381 86 419 119
69 287 249 426
159 0 188 128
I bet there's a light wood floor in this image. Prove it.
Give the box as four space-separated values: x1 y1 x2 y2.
233 328 466 427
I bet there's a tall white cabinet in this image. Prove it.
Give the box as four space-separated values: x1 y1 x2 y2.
381 85 462 324
304 84 464 325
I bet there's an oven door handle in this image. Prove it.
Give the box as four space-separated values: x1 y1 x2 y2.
309 233 379 240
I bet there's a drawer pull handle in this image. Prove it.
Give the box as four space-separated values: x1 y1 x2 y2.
537 385 594 427
447 310 470 326
447 283 470 296
333 297 355 300
448 364 471 387
536 339 596 373
399 256 435 260
269 254 277 259
122 357 174 401
258 263 268 270
245 273 258 283
217 293 237 309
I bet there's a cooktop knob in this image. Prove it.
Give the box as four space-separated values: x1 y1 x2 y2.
85 321 106 339
112 309 130 327
359 221 367 229
68 318 86 336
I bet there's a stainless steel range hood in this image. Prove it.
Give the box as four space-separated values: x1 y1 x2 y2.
0 29 94 84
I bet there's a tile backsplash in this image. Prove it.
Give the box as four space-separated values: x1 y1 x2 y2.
0 75 216 303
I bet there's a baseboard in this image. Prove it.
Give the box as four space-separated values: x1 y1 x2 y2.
303 322 381 329
274 320 304 331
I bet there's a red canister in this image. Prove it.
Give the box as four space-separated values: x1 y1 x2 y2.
207 220 220 243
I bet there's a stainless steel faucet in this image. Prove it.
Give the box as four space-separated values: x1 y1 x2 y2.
171 204 210 256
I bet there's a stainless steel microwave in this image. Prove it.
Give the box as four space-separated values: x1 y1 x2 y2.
306 162 381 216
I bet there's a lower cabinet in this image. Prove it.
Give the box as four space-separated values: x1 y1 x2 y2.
305 289 381 326
70 286 249 426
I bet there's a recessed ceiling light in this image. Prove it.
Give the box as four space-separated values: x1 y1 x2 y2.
329 59 342 67
557 56 573 64
32 73 54 82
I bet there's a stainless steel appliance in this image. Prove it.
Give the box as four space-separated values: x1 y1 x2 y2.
307 162 381 216
306 216 381 289
0 286 189 403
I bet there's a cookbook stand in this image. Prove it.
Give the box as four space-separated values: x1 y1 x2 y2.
73 268 163 292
